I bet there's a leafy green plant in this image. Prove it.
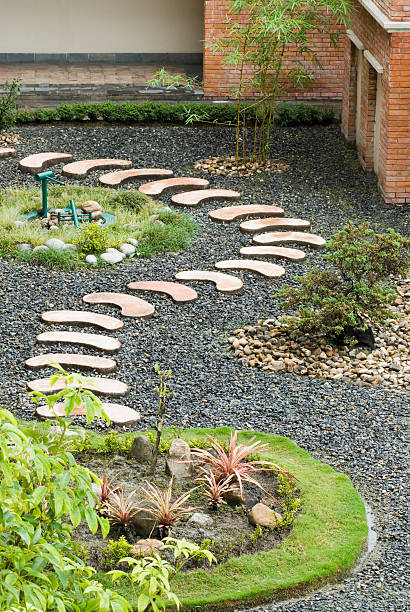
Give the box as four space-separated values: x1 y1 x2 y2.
192 431 295 501
16 246 81 270
210 0 351 160
101 537 133 570
0 78 21 128
274 103 334 126
277 222 410 344
136 479 198 539
150 364 173 475
73 222 110 255
138 222 196 258
102 430 134 454
147 68 200 90
249 525 264 542
0 407 130 611
276 473 301 528
109 537 216 612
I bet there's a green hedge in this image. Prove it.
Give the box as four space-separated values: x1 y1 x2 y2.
15 101 335 127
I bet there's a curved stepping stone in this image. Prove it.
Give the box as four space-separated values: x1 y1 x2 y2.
42 310 123 331
0 147 16 158
62 159 132 179
209 205 285 223
36 402 140 426
139 177 209 196
37 331 121 353
25 353 116 372
240 218 311 233
19 152 73 174
127 281 198 303
240 246 306 261
175 271 243 293
83 292 155 318
27 377 128 397
253 231 326 248
99 168 173 187
215 260 285 278
171 189 240 207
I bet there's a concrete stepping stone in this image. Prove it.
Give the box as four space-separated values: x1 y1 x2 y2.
215 260 285 278
175 271 243 293
37 331 121 353
36 402 140 425
41 310 123 331
62 159 132 179
127 281 198 303
0 147 16 158
83 292 155 318
139 177 209 196
27 377 128 396
209 204 285 223
252 231 326 248
19 152 73 174
25 353 117 372
99 168 174 187
240 246 306 261
240 218 311 233
171 189 240 207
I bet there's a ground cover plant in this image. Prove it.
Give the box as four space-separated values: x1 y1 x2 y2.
0 185 197 269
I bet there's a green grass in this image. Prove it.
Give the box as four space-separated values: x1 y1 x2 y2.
19 422 367 610
0 185 197 269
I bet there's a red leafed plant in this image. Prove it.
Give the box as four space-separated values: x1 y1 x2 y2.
192 431 295 501
98 473 121 506
103 489 140 531
195 469 235 511
137 478 199 538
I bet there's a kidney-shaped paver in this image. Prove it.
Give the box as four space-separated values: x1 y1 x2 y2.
83 292 155 318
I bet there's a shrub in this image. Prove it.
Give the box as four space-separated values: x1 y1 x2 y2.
0 408 129 611
101 537 133 570
104 490 140 533
138 223 195 257
113 190 147 213
0 78 21 128
73 222 110 254
277 222 410 344
274 103 334 126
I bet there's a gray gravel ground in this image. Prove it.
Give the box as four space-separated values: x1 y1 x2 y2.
0 123 408 611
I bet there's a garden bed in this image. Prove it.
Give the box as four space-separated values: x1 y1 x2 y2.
71 427 367 610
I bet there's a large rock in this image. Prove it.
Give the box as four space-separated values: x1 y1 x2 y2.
188 512 213 527
100 251 123 264
81 200 103 214
33 245 49 253
120 243 136 256
45 238 65 250
165 438 192 479
131 539 164 557
128 435 153 462
85 255 98 265
248 503 282 528
17 243 32 251
132 506 158 538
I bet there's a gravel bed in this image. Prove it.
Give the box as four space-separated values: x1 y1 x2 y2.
0 123 409 611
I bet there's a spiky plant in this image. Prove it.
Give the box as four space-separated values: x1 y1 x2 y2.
192 431 295 501
103 489 140 532
195 469 235 511
96 473 122 513
137 478 198 538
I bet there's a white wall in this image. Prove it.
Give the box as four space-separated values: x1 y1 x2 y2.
0 0 204 53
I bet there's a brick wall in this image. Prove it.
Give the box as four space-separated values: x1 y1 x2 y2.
203 0 345 104
341 1 410 204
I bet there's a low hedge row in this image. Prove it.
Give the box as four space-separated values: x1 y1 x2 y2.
15 101 335 127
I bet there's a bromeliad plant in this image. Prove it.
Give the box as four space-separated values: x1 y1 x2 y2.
137 479 199 538
109 538 216 612
192 431 295 502
104 489 140 534
195 469 235 511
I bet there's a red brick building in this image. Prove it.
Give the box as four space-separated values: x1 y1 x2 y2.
203 0 410 204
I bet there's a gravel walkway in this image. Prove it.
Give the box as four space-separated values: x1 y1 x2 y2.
0 123 408 611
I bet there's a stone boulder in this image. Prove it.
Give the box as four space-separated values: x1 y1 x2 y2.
248 503 282 528
128 435 153 462
131 538 164 557
81 200 103 214
165 438 192 479
45 238 65 250
100 251 123 265
132 506 158 538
